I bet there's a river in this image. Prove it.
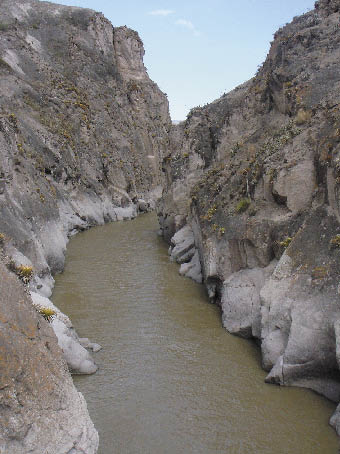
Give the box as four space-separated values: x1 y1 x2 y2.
52 213 339 454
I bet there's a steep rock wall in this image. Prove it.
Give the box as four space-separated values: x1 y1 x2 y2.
0 260 98 454
158 0 340 432
0 0 170 295
0 0 171 452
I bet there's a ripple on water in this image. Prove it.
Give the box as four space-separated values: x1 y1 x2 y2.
53 213 339 454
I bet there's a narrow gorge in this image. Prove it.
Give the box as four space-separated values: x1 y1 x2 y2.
0 0 169 451
158 0 340 436
1 0 340 452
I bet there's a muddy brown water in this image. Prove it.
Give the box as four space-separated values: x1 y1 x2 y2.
52 213 339 454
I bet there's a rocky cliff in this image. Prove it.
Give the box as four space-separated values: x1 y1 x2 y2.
158 0 340 433
0 0 170 452
0 0 170 294
0 261 98 454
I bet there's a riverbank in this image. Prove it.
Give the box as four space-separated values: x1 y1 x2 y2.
157 0 340 434
0 1 170 451
52 213 339 454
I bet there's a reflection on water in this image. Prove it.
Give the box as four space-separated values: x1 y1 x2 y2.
52 213 338 454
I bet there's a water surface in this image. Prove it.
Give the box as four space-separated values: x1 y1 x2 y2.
52 213 339 454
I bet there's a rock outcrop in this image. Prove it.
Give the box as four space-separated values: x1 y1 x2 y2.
0 261 98 454
0 0 170 295
0 0 170 451
158 0 340 433
0 0 170 367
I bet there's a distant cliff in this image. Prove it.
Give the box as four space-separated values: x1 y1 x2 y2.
158 0 340 434
0 0 170 452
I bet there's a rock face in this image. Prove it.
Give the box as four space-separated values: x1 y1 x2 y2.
0 0 170 365
0 261 98 454
0 0 170 295
30 291 100 375
0 0 170 451
158 0 340 433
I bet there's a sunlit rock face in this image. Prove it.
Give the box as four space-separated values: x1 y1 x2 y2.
158 0 340 434
0 0 170 291
0 0 172 451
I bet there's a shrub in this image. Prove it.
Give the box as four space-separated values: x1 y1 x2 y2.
36 306 56 323
17 265 34 281
236 198 251 213
311 266 328 280
330 234 340 248
201 205 217 222
8 262 34 283
279 237 292 248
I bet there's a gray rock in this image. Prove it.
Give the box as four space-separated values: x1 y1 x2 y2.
157 0 340 437
0 261 98 454
30 291 98 375
79 338 102 353
179 250 203 284
221 261 276 339
167 224 203 283
169 224 195 263
137 199 149 212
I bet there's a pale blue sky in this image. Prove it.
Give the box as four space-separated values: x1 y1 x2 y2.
48 0 316 120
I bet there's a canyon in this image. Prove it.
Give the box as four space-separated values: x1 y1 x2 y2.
158 0 340 435
0 0 169 452
1 0 340 452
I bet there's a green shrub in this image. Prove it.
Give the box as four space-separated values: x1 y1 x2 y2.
8 261 34 283
36 306 56 323
17 265 34 281
311 266 328 280
201 204 217 221
279 237 292 248
330 235 340 248
236 198 251 213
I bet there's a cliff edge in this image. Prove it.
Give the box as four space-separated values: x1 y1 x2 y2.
0 0 171 452
0 260 99 454
0 0 170 294
158 0 340 432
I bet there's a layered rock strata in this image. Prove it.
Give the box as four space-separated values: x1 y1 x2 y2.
158 0 340 432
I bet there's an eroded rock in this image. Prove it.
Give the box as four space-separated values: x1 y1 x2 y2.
221 262 276 339
157 0 340 436
0 261 98 454
0 0 171 450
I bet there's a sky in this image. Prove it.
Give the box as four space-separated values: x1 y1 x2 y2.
48 0 316 121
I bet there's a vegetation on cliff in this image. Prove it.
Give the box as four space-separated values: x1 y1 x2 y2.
158 0 340 435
